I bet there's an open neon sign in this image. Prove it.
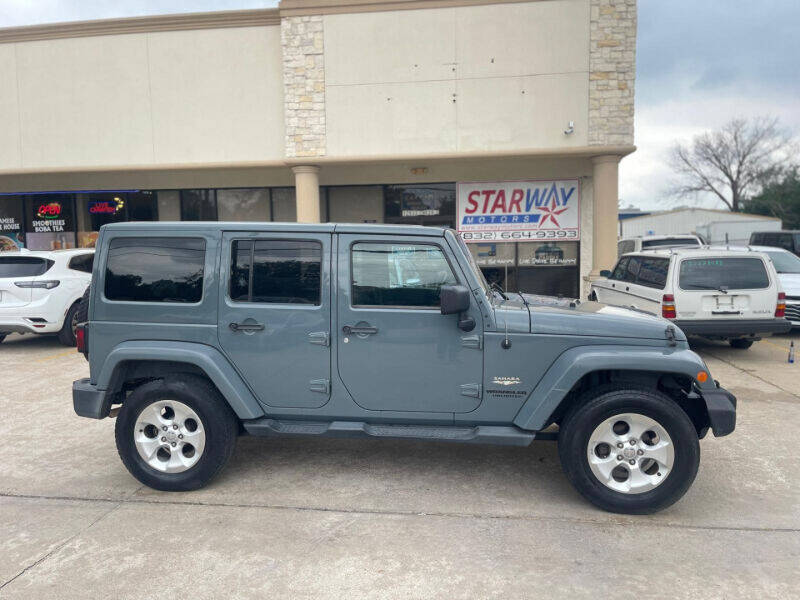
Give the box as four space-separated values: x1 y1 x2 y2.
36 202 62 219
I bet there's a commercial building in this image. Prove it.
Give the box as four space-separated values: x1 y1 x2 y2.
0 0 636 297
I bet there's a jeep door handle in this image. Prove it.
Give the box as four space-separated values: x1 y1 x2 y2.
229 322 265 332
342 325 378 335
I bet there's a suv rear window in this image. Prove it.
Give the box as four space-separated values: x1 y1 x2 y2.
104 237 205 303
679 257 770 291
0 256 54 277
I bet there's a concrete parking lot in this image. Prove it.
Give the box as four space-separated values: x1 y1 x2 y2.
1 333 799 599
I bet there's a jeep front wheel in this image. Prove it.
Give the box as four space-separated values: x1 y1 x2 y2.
558 386 700 514
115 375 238 491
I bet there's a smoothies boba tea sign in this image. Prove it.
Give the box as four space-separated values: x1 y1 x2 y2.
457 179 580 242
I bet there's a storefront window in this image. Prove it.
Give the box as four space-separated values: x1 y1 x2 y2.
24 195 77 250
127 191 158 222
384 183 455 226
0 196 26 250
271 188 297 222
217 188 270 222
180 190 217 221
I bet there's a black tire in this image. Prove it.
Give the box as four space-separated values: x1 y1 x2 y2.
115 374 239 491
588 291 598 302
558 385 700 514
729 338 754 349
57 301 81 346
75 287 90 324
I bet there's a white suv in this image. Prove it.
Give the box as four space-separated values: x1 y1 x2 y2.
0 249 94 345
590 247 790 349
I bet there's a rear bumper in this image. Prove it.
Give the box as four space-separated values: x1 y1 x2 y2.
698 384 737 437
673 318 791 338
0 317 61 334
73 378 111 419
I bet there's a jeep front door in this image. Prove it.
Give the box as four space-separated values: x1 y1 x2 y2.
218 232 331 409
336 235 483 413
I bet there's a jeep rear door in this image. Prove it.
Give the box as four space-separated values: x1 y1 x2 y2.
336 233 483 413
217 231 332 409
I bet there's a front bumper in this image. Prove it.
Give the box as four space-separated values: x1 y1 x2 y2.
673 317 791 338
73 378 112 419
698 383 737 437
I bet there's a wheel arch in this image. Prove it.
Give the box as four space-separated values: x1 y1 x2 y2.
96 341 264 420
513 345 711 435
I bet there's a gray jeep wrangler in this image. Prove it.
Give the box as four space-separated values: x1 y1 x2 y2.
73 223 736 514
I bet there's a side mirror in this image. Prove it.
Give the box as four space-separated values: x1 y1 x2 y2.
441 285 475 332
440 285 471 315
599 269 612 278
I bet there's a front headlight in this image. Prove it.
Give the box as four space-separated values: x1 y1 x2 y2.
14 280 60 289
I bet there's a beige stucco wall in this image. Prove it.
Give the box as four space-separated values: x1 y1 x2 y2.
0 25 285 171
324 0 590 157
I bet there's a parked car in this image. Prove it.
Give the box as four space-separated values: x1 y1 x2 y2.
0 249 94 345
717 246 800 327
617 234 703 256
749 230 800 257
590 247 790 349
73 222 737 514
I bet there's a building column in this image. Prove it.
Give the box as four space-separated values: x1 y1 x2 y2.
292 165 321 223
589 154 621 279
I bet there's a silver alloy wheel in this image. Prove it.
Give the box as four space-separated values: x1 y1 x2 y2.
134 400 206 473
586 412 675 494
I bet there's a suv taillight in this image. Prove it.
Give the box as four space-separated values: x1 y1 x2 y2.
76 323 88 359
662 294 676 319
776 292 786 318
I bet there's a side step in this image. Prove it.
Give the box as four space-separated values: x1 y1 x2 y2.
243 419 537 447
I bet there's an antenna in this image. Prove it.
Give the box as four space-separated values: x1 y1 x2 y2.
501 318 512 349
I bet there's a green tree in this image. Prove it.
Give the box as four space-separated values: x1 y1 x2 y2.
742 168 800 229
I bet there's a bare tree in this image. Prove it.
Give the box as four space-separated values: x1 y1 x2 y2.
670 117 795 211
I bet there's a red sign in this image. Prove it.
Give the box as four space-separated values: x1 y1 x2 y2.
36 202 62 220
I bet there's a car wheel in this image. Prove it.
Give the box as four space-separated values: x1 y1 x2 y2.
57 301 81 346
115 374 239 491
75 287 89 324
558 385 700 514
588 291 598 302
729 339 754 349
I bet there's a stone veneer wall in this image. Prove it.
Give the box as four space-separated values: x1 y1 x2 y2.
282 15 326 158
588 0 636 146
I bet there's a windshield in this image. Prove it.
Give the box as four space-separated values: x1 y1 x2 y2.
642 238 700 249
679 257 770 291
767 250 800 274
455 234 492 298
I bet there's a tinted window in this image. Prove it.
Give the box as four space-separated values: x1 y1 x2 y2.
610 257 628 280
230 240 321 305
105 237 205 303
623 256 641 282
679 257 769 291
0 257 53 277
68 253 94 274
180 190 217 221
642 238 700 249
636 257 669 289
351 243 457 307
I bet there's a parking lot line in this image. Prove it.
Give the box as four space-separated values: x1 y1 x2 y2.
33 350 76 363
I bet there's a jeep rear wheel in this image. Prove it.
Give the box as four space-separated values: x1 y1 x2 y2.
115 375 238 491
558 385 700 514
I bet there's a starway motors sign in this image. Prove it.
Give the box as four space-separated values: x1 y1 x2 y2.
457 179 580 242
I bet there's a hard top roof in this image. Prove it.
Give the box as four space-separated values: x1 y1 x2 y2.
100 222 448 237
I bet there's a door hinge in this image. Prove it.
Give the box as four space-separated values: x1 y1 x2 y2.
309 379 330 394
308 331 330 347
461 335 483 350
460 383 482 398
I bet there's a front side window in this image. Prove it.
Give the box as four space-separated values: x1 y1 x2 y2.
230 239 321 305
679 257 770 291
351 242 457 307
105 237 205 303
0 257 53 278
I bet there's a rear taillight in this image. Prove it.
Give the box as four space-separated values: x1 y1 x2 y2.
776 292 786 318
662 294 676 319
76 324 88 359
14 280 60 289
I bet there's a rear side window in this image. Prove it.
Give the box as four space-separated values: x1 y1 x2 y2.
636 257 670 289
230 239 321 305
0 257 53 277
351 242 457 308
679 257 770 291
105 237 205 303
622 256 641 282
68 253 94 274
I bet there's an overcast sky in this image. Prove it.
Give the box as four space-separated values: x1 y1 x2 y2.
2 0 798 211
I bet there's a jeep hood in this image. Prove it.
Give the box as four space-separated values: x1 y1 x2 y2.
493 294 687 342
